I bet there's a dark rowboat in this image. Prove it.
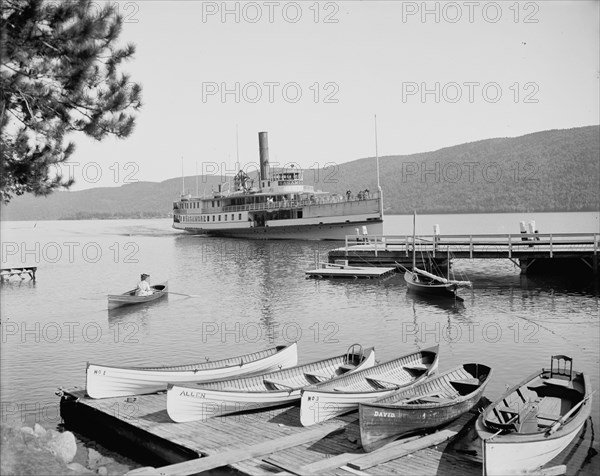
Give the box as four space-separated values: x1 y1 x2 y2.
476 355 592 475
404 269 470 301
359 362 492 452
107 281 168 310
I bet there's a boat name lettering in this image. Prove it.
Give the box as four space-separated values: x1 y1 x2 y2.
179 390 206 399
374 411 396 418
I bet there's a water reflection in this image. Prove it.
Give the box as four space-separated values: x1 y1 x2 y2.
404 291 467 315
519 273 599 297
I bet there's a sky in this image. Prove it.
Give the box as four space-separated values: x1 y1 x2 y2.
65 0 599 190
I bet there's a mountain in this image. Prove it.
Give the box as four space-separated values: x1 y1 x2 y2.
1 125 598 221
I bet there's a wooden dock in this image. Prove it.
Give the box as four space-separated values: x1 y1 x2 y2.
305 262 395 279
330 233 599 274
59 389 592 475
59 388 482 476
0 266 36 281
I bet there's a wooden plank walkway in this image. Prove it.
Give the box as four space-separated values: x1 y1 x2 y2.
305 263 395 279
60 389 594 475
59 388 482 476
329 233 599 274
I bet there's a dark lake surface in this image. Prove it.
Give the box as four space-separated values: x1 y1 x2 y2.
1 212 598 474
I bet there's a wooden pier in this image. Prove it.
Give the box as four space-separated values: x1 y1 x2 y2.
59 389 591 475
329 233 599 275
0 266 37 281
305 261 396 279
60 388 482 476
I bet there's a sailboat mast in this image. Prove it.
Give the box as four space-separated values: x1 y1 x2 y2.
374 115 383 218
412 211 416 270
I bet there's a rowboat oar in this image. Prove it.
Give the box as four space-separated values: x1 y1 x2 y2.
164 291 202 298
546 389 596 436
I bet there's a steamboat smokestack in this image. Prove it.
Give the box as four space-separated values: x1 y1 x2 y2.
258 131 270 183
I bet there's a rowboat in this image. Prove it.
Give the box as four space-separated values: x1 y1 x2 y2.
107 281 168 310
86 343 298 399
167 344 375 422
300 345 439 426
359 362 492 452
476 355 592 475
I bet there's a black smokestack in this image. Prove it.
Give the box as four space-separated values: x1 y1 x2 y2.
258 131 269 182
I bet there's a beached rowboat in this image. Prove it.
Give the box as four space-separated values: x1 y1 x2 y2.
359 362 492 452
107 281 168 310
476 355 592 476
86 343 298 399
167 344 375 422
300 345 439 426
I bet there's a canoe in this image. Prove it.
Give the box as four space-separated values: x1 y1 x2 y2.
107 281 168 310
300 345 439 426
167 344 376 422
359 362 492 452
86 343 298 399
476 355 592 476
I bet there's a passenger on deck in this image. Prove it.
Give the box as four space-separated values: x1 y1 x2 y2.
136 273 153 296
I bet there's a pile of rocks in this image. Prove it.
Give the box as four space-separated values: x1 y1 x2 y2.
0 423 136 475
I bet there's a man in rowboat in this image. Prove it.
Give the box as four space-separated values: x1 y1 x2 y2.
136 273 154 296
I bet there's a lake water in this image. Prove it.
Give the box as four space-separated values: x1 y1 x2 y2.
1 212 598 474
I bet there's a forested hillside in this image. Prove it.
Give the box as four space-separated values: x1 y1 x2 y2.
2 126 598 220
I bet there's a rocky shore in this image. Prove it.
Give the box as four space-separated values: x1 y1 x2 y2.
0 423 138 475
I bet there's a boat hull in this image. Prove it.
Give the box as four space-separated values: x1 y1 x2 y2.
167 347 376 422
300 346 439 426
404 271 460 299
86 343 298 399
480 419 587 476
359 363 492 452
107 282 168 310
476 362 592 475
175 219 384 241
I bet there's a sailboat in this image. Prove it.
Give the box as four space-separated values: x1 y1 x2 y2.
400 212 472 301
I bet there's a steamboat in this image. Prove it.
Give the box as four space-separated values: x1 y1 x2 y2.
172 132 384 240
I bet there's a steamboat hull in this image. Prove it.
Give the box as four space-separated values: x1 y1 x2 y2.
180 221 382 240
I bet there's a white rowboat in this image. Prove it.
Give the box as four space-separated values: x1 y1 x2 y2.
300 345 439 426
476 355 592 475
86 343 298 399
167 344 375 423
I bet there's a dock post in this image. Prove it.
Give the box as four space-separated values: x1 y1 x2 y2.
518 259 529 275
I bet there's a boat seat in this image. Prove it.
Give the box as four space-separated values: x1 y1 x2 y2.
365 375 403 388
418 396 452 403
542 378 572 387
449 379 481 394
403 364 428 372
339 364 356 371
304 371 333 381
402 392 443 403
263 379 295 391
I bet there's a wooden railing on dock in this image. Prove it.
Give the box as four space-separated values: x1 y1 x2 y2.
343 233 599 259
